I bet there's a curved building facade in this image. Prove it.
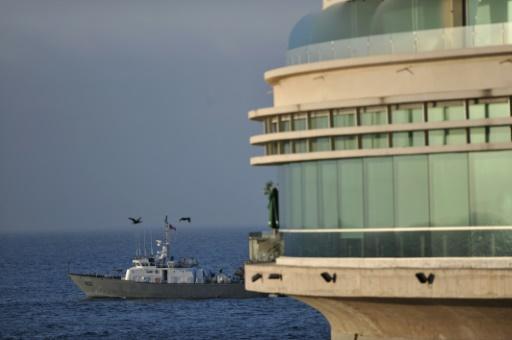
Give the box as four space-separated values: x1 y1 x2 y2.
246 1 512 339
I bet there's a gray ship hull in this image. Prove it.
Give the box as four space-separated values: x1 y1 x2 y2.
69 273 263 299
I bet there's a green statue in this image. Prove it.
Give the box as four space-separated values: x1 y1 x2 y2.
264 181 279 230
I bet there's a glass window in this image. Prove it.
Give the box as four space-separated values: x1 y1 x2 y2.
470 150 512 226
362 134 389 149
309 111 330 129
281 141 292 154
391 105 423 124
311 137 331 152
393 131 425 148
392 105 425 147
293 114 307 131
489 100 511 143
469 98 511 143
364 158 394 228
394 155 430 227
467 0 512 25
469 102 487 143
294 139 308 153
429 153 470 226
265 117 278 133
278 165 292 228
446 129 467 145
279 115 292 132
427 102 466 146
319 161 338 228
338 159 364 228
334 136 357 150
289 164 303 227
266 143 278 155
428 101 465 122
303 162 318 227
332 109 356 127
360 107 388 126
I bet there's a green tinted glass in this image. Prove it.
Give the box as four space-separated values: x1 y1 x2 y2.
365 157 394 227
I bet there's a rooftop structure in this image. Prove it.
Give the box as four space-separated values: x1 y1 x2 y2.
245 1 512 339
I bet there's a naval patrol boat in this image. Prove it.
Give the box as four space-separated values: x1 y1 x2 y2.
69 218 261 299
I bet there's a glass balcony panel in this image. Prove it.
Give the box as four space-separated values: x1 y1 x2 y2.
368 34 392 56
391 31 416 54
442 26 465 50
349 37 370 58
332 40 351 59
474 24 504 47
416 30 444 52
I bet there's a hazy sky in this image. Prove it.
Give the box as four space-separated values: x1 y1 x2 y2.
0 0 318 231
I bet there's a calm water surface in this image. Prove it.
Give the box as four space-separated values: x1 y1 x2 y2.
0 227 329 339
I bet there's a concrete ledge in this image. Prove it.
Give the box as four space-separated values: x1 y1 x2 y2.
250 142 512 166
245 259 512 299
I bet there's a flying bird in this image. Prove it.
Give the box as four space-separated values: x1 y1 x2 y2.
128 217 142 224
179 217 191 223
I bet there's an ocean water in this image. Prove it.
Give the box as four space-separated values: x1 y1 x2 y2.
0 227 329 339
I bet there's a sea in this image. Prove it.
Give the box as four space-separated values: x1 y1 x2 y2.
0 227 329 339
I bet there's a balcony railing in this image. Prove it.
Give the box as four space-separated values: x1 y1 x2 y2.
286 22 512 65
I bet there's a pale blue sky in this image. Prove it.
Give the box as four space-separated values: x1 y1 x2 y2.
0 0 318 231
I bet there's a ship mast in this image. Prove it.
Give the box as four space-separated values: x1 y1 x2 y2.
164 215 174 263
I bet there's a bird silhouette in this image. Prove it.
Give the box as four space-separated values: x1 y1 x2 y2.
179 217 191 223
128 217 142 224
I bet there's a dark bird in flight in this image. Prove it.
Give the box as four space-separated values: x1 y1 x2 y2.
179 217 191 223
128 217 142 224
